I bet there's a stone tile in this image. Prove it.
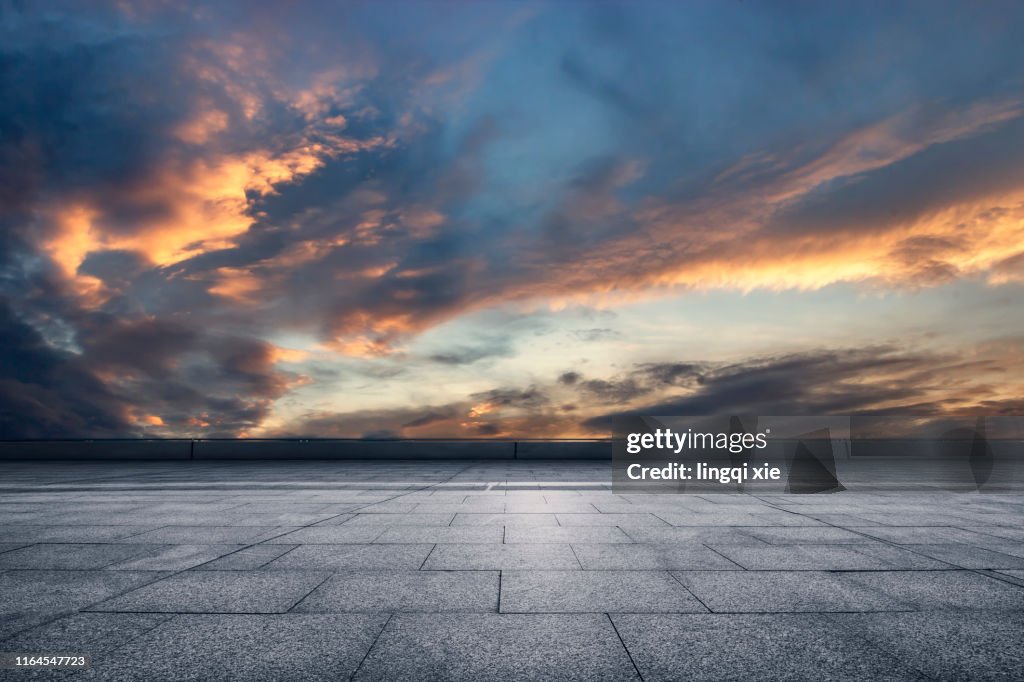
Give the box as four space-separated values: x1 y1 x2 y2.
832 611 1024 681
443 500 508 512
0 525 159 543
572 544 740 570
0 613 171 652
451 513 558 526
422 544 581 570
120 526 289 544
353 503 419 513
613 613 926 681
504 526 633 544
294 571 499 613
105 544 243 571
673 571 906 613
194 545 298 570
47 513 229 526
622 526 770 544
373 526 504 544
216 513 339 526
968 539 1024 559
740 527 877 544
854 526 1003 544
415 502 505 514
353 614 639 681
228 503 333 513
395 502 461 513
89 571 329 613
501 571 706 613
707 544 898 570
847 543 957 569
805 513 882 526
0 543 158 570
899 544 1024 569
79 614 387 682
556 513 668 527
963 526 1024 541
345 513 455 526
263 525 386 544
0 571 166 615
265 544 434 570
315 503 365 514
654 511 819 527
0 570 166 639
504 502 599 513
838 570 1024 610
295 514 357 526
852 512 977 526
0 543 30 554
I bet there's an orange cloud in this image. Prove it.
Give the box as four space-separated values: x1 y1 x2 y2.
269 346 311 364
37 29 393 304
207 266 265 304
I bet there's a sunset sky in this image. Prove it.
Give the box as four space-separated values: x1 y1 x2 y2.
2 1 1023 439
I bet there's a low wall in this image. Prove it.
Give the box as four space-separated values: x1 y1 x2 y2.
0 440 193 461
2 438 1018 461
0 439 613 461
192 439 517 460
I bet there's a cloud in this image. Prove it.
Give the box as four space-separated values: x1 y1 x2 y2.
558 371 581 386
2 2 1024 436
267 340 1024 438
424 333 515 366
582 345 1021 431
0 299 128 438
570 328 621 342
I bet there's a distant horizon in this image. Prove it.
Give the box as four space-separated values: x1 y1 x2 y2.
2 1 1023 439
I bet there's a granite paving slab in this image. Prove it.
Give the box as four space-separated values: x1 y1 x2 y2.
673 570 908 613
294 570 499 613
88 571 330 613
352 614 640 681
500 570 707 613
421 543 581 570
612 613 927 681
76 614 388 682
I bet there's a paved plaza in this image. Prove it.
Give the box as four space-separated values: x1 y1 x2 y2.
0 460 1023 680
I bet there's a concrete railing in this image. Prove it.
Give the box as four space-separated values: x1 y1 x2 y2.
0 439 613 461
1 437 1018 461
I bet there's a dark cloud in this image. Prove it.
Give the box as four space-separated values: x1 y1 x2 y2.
78 317 198 380
571 328 621 342
0 299 128 438
278 403 474 439
277 390 576 439
469 387 549 411
581 347 1001 431
577 378 648 403
638 362 706 387
425 334 514 366
558 371 581 386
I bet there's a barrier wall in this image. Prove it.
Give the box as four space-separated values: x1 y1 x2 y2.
1 438 1018 461
192 439 516 460
0 439 612 460
0 440 192 461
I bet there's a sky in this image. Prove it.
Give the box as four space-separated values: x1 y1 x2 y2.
1 0 1023 439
